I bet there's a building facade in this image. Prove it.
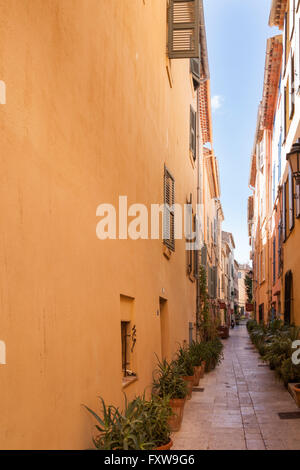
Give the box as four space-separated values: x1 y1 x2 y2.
248 0 300 326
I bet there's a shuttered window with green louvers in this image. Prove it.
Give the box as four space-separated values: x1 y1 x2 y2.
168 0 200 59
163 166 175 252
190 106 196 161
201 244 207 267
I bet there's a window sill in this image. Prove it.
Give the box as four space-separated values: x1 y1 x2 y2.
122 376 138 389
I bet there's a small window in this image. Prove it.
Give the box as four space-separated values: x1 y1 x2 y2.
121 320 137 381
163 166 175 252
121 321 131 377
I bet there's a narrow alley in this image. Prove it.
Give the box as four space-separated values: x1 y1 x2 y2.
173 324 300 451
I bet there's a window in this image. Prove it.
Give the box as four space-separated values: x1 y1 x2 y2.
163 166 175 251
168 0 200 59
289 167 295 231
190 106 196 160
278 133 282 182
289 55 295 119
278 220 282 278
201 243 207 267
272 164 276 206
121 321 131 378
283 182 287 241
273 237 276 286
296 183 300 218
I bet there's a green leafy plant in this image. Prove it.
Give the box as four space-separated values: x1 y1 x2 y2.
196 265 219 342
174 344 195 376
152 356 187 400
84 394 172 450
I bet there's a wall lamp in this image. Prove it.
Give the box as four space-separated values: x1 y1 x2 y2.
286 139 300 185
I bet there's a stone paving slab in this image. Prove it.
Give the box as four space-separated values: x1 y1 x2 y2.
172 324 300 450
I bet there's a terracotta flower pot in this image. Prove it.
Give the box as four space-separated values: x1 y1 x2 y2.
199 361 206 378
193 366 202 386
294 384 300 407
182 375 194 400
168 398 185 432
155 439 173 451
288 383 300 408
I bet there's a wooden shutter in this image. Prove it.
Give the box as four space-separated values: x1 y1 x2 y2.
289 167 295 231
283 182 287 241
296 183 300 218
164 166 175 251
289 55 295 119
190 58 200 88
193 215 199 276
201 244 207 267
273 237 276 285
190 106 196 161
168 0 200 59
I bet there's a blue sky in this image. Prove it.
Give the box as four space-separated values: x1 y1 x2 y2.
203 0 275 264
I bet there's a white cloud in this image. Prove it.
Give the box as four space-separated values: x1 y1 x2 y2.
211 95 224 112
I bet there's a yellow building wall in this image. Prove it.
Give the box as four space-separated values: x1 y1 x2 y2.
0 0 199 449
282 220 300 327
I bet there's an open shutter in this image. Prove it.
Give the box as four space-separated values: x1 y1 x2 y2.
190 106 196 161
289 55 295 119
164 166 175 251
168 0 200 59
289 167 295 231
283 182 287 241
190 58 200 88
296 183 300 218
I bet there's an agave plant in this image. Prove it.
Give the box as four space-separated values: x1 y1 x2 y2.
84 394 172 450
174 344 195 377
152 356 187 399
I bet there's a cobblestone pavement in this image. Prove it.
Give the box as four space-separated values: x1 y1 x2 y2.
173 323 300 450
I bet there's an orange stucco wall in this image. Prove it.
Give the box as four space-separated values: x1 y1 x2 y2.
0 0 200 449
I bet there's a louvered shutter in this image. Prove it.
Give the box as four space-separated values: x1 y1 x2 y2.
190 58 200 88
164 166 175 251
289 55 295 119
289 167 295 230
168 0 200 59
214 266 218 298
201 244 207 267
190 106 196 161
296 183 300 218
193 215 199 276
283 182 287 241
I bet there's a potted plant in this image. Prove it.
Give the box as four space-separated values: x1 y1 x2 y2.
84 394 173 450
153 357 187 432
174 345 195 400
189 341 205 386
